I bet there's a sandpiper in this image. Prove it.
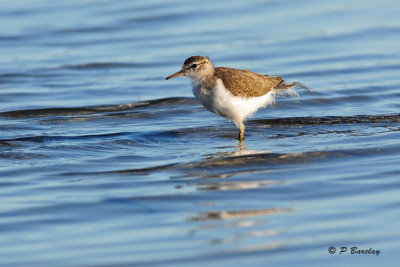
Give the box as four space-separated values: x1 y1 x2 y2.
166 56 306 141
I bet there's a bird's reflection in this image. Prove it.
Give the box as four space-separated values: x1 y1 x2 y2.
239 139 246 151
187 208 292 248
190 208 292 222
236 139 273 155
195 178 283 190
208 139 272 158
184 139 292 251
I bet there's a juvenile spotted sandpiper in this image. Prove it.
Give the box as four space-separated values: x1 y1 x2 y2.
166 56 305 141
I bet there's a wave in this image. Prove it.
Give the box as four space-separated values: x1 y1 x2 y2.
0 97 196 118
251 114 400 126
1 96 399 122
59 143 399 177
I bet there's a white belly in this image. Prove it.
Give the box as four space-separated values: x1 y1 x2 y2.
192 78 276 126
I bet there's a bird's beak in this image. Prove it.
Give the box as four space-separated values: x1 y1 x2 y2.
166 70 184 80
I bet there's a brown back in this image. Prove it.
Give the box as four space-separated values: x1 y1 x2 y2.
214 67 283 97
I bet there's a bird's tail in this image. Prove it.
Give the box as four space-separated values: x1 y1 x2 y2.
273 81 312 97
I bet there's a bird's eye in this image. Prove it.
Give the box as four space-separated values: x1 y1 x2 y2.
191 64 197 69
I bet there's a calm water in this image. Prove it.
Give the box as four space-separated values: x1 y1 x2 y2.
1 0 400 266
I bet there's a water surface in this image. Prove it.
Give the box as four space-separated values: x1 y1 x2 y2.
1 0 400 266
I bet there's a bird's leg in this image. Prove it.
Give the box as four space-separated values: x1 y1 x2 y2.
238 122 245 141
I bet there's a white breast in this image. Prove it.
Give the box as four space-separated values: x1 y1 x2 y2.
192 78 276 126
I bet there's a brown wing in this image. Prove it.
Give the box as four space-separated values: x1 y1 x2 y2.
214 67 283 97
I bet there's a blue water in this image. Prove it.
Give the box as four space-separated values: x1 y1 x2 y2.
1 0 400 266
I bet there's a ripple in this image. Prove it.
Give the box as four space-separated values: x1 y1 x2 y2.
1 0 400 266
0 132 130 143
57 61 172 70
251 114 400 126
0 97 195 118
285 63 400 78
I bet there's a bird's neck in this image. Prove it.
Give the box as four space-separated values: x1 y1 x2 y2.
192 71 216 89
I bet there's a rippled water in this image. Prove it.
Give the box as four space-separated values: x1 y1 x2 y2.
1 0 400 266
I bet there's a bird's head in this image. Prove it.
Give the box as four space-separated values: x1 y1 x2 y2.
166 56 214 81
